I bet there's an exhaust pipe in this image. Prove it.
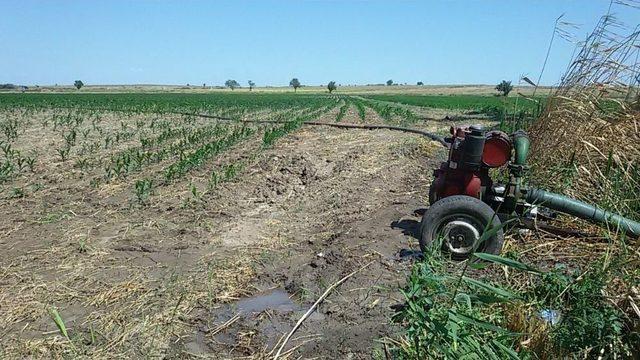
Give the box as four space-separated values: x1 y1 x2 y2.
526 188 640 238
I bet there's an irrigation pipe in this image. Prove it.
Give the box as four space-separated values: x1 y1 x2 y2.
179 112 448 147
43 106 448 147
273 260 375 360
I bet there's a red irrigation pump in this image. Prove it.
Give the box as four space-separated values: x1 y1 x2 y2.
419 125 640 259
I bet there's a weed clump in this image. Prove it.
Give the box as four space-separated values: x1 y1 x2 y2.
392 250 637 358
527 264 630 356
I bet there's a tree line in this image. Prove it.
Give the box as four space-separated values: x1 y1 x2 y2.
50 79 516 96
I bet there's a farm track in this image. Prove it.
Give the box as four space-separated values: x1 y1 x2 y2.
184 117 443 358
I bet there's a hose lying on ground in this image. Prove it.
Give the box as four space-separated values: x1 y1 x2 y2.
178 112 448 146
527 188 640 238
45 107 639 237
43 106 449 146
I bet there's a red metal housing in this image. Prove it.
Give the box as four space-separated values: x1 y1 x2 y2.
430 127 512 202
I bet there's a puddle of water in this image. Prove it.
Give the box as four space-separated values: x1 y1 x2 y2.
236 289 299 314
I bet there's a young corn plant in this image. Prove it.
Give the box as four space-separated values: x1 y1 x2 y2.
57 146 71 162
189 183 201 201
0 161 14 183
15 157 25 171
74 158 90 171
354 99 367 121
223 163 240 180
63 129 77 147
25 156 36 172
1 142 13 157
208 171 219 190
1 118 19 141
10 187 25 199
134 178 153 204
335 100 349 122
49 307 76 350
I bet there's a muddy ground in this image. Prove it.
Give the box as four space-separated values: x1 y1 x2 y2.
0 103 513 358
183 124 442 358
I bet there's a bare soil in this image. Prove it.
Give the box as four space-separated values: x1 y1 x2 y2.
0 102 443 358
181 123 442 358
2 103 525 358
2 101 611 359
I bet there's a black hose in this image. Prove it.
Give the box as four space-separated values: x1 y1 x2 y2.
178 112 448 146
304 121 447 146
42 106 448 146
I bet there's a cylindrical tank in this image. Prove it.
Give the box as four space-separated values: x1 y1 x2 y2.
462 126 485 170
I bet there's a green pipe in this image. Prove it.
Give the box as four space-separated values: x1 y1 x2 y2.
526 188 640 237
512 130 530 166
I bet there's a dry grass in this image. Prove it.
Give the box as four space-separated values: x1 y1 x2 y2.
529 9 640 221
522 5 640 356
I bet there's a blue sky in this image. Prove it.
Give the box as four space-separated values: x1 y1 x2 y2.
2 0 638 86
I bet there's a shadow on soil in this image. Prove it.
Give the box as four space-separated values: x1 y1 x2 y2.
390 207 427 239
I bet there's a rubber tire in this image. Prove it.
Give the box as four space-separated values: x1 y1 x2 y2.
419 195 504 259
428 181 438 205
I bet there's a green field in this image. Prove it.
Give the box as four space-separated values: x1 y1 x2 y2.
364 93 543 112
0 92 543 128
0 92 540 111
0 92 336 113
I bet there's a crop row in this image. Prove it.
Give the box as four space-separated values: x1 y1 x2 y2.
0 93 338 116
163 125 255 182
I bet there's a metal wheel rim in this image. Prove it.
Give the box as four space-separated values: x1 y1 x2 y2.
434 214 484 255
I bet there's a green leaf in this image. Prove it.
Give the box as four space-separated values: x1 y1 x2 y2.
482 343 501 360
455 292 473 310
473 253 541 273
463 276 518 300
49 307 69 339
492 339 521 359
468 262 489 270
477 218 517 249
473 293 507 304
449 311 515 335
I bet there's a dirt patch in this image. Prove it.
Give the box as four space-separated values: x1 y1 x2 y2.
0 104 462 358
176 122 444 357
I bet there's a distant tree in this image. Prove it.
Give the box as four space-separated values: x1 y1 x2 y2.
495 80 513 96
289 78 301 92
386 79 393 86
225 79 240 90
74 80 84 90
203 83 206 88
327 81 337 93
417 81 424 86
248 80 255 91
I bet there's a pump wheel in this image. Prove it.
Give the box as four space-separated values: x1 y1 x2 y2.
419 195 504 259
